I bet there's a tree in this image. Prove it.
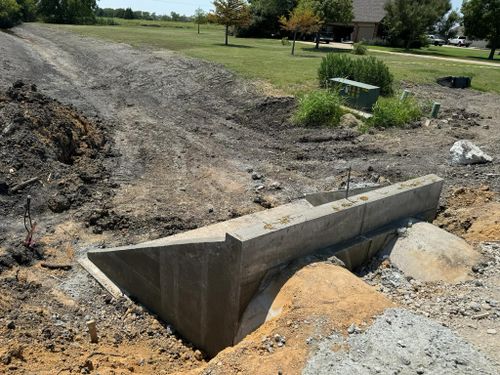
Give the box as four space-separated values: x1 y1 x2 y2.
212 0 251 45
16 0 36 21
434 10 461 40
462 0 500 60
384 0 451 49
123 7 134 19
240 0 297 37
0 0 21 28
193 7 207 34
300 0 353 48
38 0 97 24
279 4 321 55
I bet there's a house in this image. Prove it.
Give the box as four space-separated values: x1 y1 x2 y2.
324 0 387 42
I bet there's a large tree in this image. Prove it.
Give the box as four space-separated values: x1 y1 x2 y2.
279 4 321 55
384 0 451 49
300 0 353 48
212 0 251 45
462 0 500 60
0 0 21 28
0 0 36 28
241 0 297 37
38 0 97 24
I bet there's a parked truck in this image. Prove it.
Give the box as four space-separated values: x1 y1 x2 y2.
448 36 472 47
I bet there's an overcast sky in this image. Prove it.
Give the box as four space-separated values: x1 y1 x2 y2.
97 0 465 16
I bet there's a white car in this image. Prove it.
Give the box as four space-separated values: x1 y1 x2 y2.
448 36 472 47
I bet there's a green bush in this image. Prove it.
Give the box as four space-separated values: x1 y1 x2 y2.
368 96 422 128
293 90 344 127
0 0 21 28
318 54 394 96
352 42 367 55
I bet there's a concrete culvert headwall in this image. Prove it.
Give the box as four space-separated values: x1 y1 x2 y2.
87 175 443 357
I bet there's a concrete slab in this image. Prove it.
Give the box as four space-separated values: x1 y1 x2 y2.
387 222 481 283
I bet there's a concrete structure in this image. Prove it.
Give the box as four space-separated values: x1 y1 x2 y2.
87 175 443 356
387 222 480 283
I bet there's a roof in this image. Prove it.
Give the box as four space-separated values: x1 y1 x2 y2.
353 0 387 23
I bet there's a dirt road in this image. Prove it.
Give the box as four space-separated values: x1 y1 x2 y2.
0 24 499 374
1 25 499 235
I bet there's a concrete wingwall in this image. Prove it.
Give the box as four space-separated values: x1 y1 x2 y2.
88 175 443 356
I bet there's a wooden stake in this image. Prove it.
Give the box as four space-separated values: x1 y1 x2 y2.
86 320 98 343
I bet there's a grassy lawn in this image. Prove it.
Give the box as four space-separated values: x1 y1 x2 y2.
50 21 500 95
369 45 500 64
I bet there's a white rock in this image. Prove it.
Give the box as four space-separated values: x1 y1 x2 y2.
450 140 493 165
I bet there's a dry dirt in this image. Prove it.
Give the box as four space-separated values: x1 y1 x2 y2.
0 23 499 374
194 263 394 375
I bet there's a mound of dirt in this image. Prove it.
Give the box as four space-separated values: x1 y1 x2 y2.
435 186 500 243
0 82 113 271
196 261 393 375
0 81 112 213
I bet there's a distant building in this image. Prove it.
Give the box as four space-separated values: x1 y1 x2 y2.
324 0 387 42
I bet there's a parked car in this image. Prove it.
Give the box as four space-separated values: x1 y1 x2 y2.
448 36 472 47
427 35 445 46
319 32 334 44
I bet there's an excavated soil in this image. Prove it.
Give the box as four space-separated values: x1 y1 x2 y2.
435 187 500 243
0 24 499 374
194 262 393 375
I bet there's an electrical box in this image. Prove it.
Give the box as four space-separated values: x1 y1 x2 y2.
329 78 380 111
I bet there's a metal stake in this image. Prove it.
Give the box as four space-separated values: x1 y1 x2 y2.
345 167 352 199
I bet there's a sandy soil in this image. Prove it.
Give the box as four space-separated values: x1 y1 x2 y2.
0 24 499 374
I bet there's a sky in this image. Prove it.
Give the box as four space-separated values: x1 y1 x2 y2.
97 0 465 17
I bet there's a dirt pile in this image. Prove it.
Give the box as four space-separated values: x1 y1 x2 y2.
0 82 113 271
0 80 112 214
195 262 393 375
435 186 500 243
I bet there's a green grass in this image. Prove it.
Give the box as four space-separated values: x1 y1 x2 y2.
293 90 344 127
369 96 423 128
46 21 500 95
369 45 500 64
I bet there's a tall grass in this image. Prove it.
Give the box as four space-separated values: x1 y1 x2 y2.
293 90 344 127
368 96 422 128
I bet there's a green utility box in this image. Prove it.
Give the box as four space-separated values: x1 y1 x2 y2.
329 78 380 111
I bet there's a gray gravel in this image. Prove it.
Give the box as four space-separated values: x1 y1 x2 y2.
303 308 499 375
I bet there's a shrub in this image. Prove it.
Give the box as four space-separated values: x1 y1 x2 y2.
318 54 394 96
0 0 21 28
355 57 394 96
293 90 344 127
368 96 422 128
352 42 367 55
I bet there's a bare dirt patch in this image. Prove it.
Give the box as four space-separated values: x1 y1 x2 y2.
195 262 393 375
435 187 500 243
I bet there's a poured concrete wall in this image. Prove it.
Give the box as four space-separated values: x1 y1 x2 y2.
88 175 443 356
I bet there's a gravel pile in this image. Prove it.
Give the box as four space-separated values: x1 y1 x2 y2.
303 308 499 375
